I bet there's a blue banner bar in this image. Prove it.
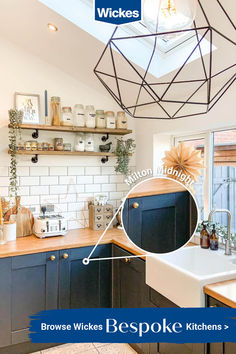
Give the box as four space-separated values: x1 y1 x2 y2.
29 308 236 344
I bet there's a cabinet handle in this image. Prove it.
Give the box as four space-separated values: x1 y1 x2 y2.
62 253 69 259
132 202 139 209
50 255 56 261
125 258 131 263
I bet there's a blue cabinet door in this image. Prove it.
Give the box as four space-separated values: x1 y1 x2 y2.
125 191 191 253
59 245 112 309
0 251 59 347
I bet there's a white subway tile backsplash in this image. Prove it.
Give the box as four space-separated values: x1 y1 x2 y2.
102 184 116 192
85 184 101 193
18 186 30 196
40 195 59 204
109 192 124 200
117 183 130 192
30 167 49 176
102 166 114 175
77 193 93 202
77 176 93 184
0 177 9 186
0 186 9 196
50 166 67 176
59 176 76 185
16 166 30 177
59 194 77 203
20 176 39 186
54 203 68 213
94 175 109 184
0 167 8 176
50 185 67 195
85 166 100 175
30 186 49 196
21 195 40 205
68 166 84 176
68 202 84 212
77 210 89 219
40 176 58 185
109 175 124 183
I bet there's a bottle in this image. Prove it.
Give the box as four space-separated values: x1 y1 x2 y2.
74 104 85 127
105 111 116 129
116 111 128 129
96 110 105 128
61 107 73 126
200 222 210 249
85 134 94 152
210 224 219 251
51 96 61 126
74 133 85 152
85 105 96 128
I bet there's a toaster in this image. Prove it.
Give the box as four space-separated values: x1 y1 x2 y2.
33 215 67 238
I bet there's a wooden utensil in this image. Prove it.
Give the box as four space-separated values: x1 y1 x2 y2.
4 197 34 237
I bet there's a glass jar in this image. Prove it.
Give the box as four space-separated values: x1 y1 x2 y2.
64 143 71 151
85 105 96 128
31 141 38 151
96 110 105 128
105 111 116 129
85 134 94 152
116 111 128 129
51 96 61 126
42 142 49 151
61 107 73 126
75 133 85 152
54 138 63 151
37 143 43 151
24 141 31 151
74 104 85 127
48 143 54 151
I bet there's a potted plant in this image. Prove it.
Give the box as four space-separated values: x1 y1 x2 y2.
8 109 23 198
114 138 135 176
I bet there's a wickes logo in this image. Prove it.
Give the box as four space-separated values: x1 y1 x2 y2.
94 0 142 25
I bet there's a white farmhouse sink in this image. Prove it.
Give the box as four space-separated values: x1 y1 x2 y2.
146 246 236 307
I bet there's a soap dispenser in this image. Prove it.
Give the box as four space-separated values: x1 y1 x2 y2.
210 224 219 251
200 222 210 249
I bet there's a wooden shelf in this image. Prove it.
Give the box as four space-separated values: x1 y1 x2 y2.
9 124 132 136
14 150 117 157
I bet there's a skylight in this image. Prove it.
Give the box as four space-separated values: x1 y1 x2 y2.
39 0 216 79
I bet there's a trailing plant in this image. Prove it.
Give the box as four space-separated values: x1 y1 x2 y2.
114 138 136 176
8 109 23 198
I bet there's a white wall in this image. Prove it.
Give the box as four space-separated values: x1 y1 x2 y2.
0 37 135 228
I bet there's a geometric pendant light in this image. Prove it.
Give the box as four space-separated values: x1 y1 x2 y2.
94 0 236 119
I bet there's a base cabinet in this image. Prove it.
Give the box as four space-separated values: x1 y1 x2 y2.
0 245 111 349
113 245 205 354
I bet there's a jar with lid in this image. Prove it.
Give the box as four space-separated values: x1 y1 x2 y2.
96 110 105 128
30 141 38 151
116 111 128 129
54 138 64 151
75 133 85 152
85 134 94 152
61 107 73 126
25 141 31 151
51 96 61 126
64 143 72 151
85 105 96 128
105 111 116 129
74 104 85 127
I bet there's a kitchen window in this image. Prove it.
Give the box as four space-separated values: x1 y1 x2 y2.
175 129 236 234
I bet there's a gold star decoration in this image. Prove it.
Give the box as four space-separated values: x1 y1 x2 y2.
162 142 204 186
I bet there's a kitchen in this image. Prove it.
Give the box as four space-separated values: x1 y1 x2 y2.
0 0 236 354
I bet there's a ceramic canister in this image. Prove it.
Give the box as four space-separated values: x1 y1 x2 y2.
3 221 16 242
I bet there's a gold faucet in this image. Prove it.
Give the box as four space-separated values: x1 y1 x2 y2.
208 209 232 256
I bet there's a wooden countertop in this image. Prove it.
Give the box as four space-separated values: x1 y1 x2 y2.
127 178 186 198
0 228 146 259
204 280 236 308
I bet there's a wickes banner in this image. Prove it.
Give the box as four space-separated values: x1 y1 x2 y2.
94 0 142 25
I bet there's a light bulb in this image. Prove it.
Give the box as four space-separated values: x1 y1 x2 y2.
143 0 197 35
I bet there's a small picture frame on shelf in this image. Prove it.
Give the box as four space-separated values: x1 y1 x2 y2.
14 92 40 124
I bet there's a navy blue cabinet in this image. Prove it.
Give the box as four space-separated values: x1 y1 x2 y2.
0 251 59 347
123 192 196 253
59 244 112 309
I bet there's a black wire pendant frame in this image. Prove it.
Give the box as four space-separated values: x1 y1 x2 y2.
94 0 236 120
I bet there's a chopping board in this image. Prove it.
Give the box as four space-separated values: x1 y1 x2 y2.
4 197 34 237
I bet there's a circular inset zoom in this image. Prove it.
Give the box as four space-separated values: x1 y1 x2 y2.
122 177 198 254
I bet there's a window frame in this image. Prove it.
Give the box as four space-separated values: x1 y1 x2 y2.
173 131 213 220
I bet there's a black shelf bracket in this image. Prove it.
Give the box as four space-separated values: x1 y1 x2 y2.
101 156 109 164
101 133 109 142
31 154 38 163
32 129 39 139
